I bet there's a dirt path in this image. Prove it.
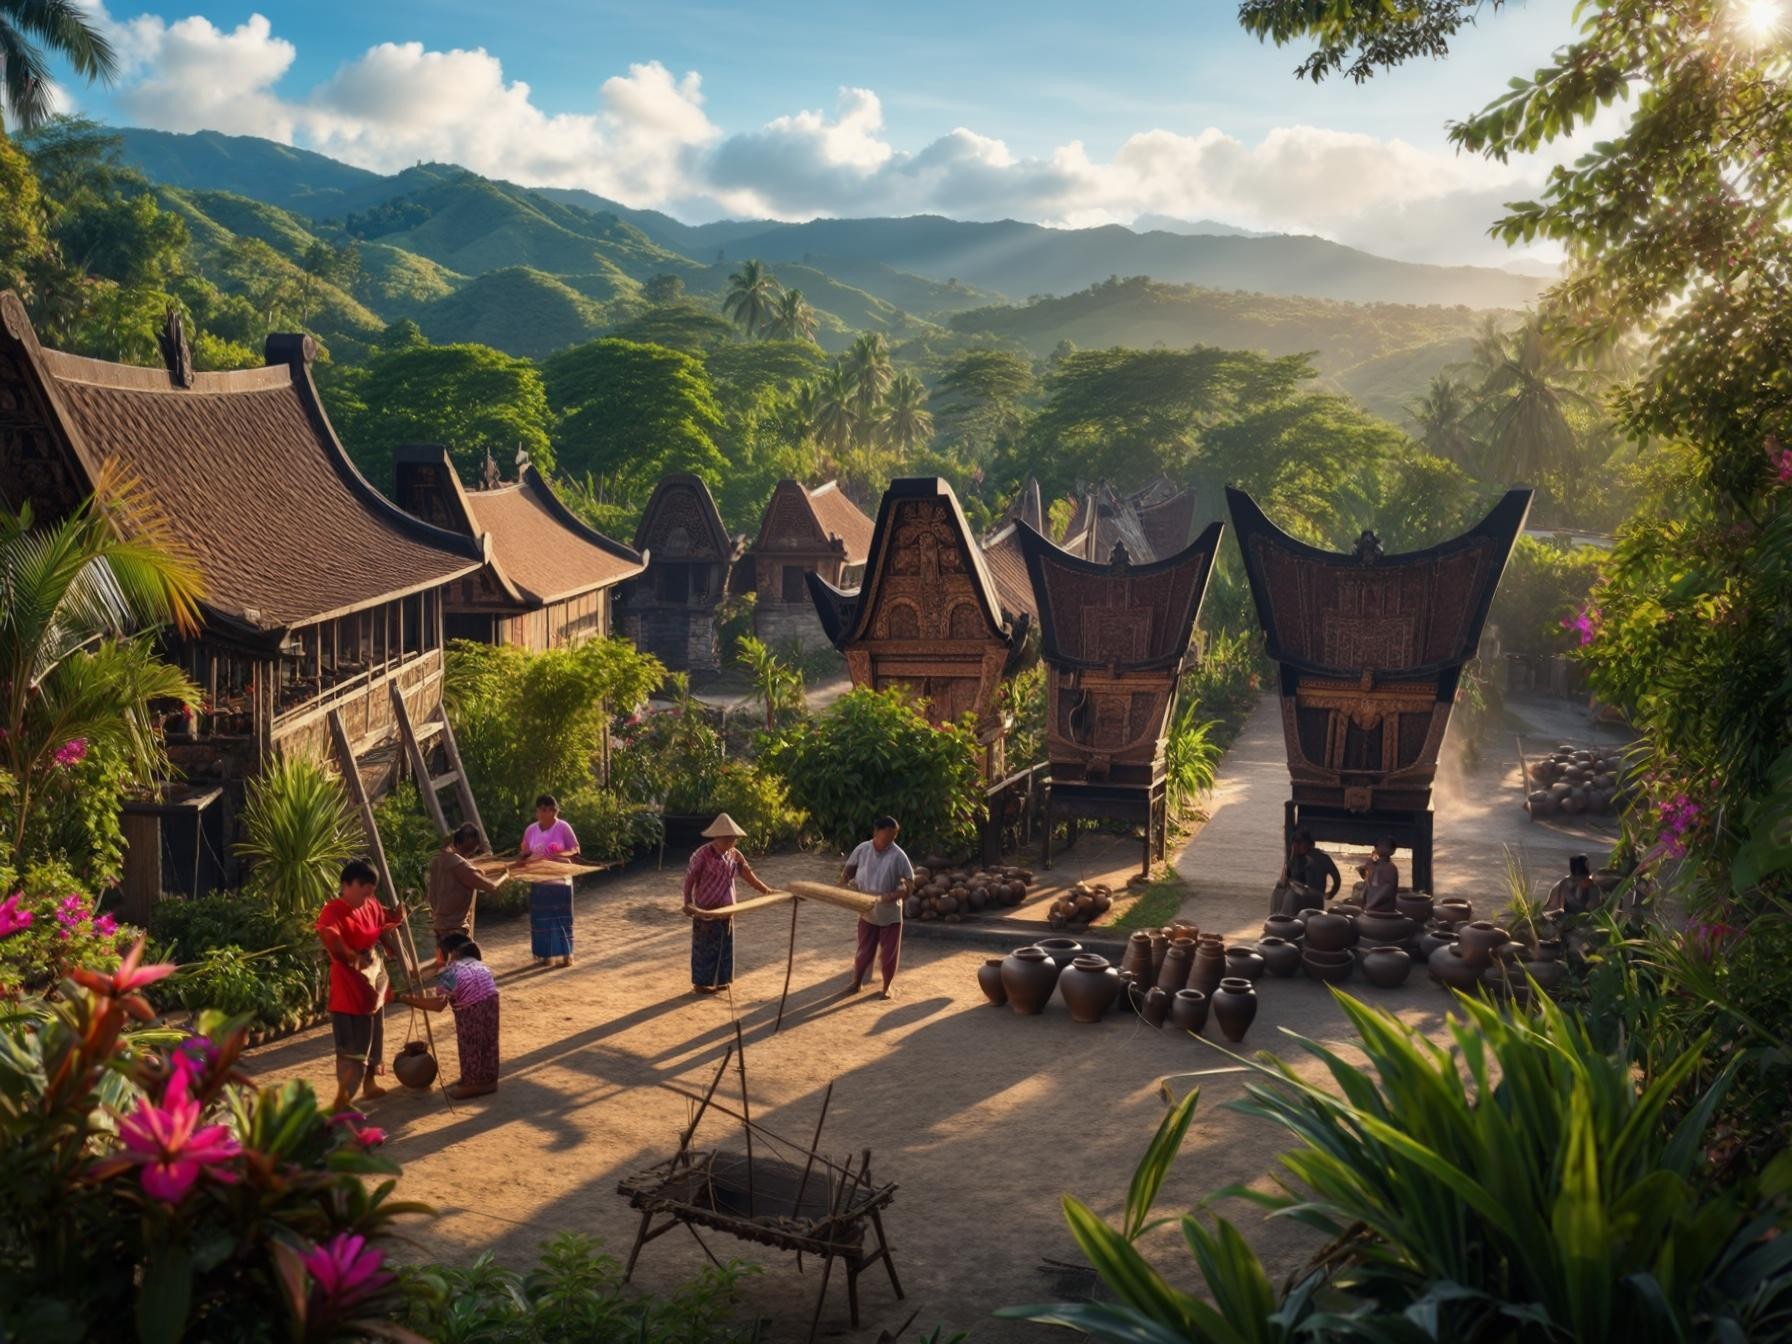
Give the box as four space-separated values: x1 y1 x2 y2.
246 846 1461 1342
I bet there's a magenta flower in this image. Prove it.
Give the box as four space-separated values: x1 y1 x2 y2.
1777 449 1792 485
327 1111 386 1149
53 738 88 767
94 913 117 937
302 1233 394 1312
1657 793 1702 858
0 893 32 939
91 1065 241 1202
69 936 177 1006
1561 605 1599 647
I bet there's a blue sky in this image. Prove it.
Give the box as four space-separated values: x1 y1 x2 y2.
63 1 1589 263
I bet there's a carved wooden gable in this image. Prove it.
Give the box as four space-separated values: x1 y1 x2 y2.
1018 522 1222 788
1227 486 1532 812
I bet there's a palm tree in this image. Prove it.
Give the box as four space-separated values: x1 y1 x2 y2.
722 259 781 339
765 288 819 343
877 371 934 455
811 365 859 459
844 332 893 425
1471 315 1598 483
1 1 119 132
1 467 203 862
1405 373 1478 466
735 635 804 730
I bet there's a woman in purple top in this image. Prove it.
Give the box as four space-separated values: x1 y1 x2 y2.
517 793 580 965
396 933 500 1099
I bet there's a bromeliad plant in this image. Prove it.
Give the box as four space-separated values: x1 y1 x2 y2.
1008 993 1792 1343
235 754 364 921
0 938 426 1344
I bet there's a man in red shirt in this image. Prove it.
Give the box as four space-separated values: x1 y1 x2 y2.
316 859 406 1111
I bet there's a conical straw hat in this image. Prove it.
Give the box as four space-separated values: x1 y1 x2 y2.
701 813 748 839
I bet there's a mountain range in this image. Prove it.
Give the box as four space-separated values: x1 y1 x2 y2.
112 126 1532 410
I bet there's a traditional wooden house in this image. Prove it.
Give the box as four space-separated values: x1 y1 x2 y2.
807 478 1031 775
736 479 874 652
0 294 489 910
1016 520 1224 876
616 474 740 672
392 444 643 651
1226 486 1534 893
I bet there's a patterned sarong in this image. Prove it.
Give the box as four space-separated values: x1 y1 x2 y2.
691 916 733 988
529 883 574 958
453 995 500 1086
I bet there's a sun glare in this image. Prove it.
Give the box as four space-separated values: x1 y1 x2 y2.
1740 0 1785 40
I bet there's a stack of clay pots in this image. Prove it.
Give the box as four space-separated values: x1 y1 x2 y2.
1526 743 1627 817
903 863 1033 921
982 936 1129 1023
1299 906 1355 983
1046 880 1114 929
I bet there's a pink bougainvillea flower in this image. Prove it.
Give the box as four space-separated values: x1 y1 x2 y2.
1777 448 1792 485
53 738 88 767
91 1074 241 1203
0 893 33 939
94 914 117 937
68 936 176 998
1561 605 1600 647
302 1233 394 1312
1655 793 1703 858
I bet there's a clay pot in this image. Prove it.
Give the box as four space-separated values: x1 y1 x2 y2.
1256 936 1301 978
1001 947 1060 1014
1356 910 1415 946
1295 906 1325 926
1156 940 1194 993
1060 955 1122 1023
393 1040 438 1090
1361 945 1412 989
1167 920 1200 943
1532 937 1564 964
1170 988 1209 1034
1120 931 1155 982
1457 921 1509 970
1262 914 1304 944
1395 891 1434 925
1303 910 1353 953
1188 943 1227 997
1148 930 1170 981
1302 946 1354 983
1118 970 1145 1014
1416 925 1456 964
1224 946 1266 982
1428 944 1482 992
1142 985 1171 1028
1434 898 1473 928
1036 937 1084 963
1210 978 1258 1043
976 958 1007 1006
1523 955 1566 995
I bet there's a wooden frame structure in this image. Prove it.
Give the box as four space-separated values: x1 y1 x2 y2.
392 444 643 651
618 1029 902 1342
1226 486 1534 893
1016 519 1224 877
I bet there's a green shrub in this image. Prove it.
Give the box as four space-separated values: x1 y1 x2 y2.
706 762 804 851
761 688 983 858
612 678 725 813
1185 628 1264 745
1489 534 1604 659
1002 665 1046 771
147 894 325 1027
558 785 664 866
1163 698 1219 819
234 754 363 919
398 1231 763 1343
372 780 445 905
0 861 141 996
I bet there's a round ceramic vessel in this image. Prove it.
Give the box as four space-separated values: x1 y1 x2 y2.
1210 978 1258 1042
1001 947 1059 1014
1060 954 1122 1023
1362 945 1412 989
1170 988 1208 1035
1224 946 1267 982
976 957 1007 1006
1304 910 1353 953
1256 936 1301 977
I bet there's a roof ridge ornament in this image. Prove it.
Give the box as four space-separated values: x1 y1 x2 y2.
479 448 502 491
1108 540 1132 571
157 306 194 388
1352 529 1384 565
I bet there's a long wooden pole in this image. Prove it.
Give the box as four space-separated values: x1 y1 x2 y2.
733 1020 755 1218
774 895 802 1033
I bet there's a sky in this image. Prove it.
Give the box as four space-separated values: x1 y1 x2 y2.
51 1 1598 267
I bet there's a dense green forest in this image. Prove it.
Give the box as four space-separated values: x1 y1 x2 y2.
0 118 1642 546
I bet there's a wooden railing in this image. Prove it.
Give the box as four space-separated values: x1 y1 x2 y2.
980 761 1049 866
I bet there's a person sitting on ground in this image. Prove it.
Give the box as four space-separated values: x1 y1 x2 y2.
1275 827 1341 915
426 823 506 967
1545 853 1600 916
842 815 915 1001
1355 837 1400 913
315 859 405 1112
396 933 500 1100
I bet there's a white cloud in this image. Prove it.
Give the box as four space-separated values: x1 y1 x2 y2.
87 4 1566 266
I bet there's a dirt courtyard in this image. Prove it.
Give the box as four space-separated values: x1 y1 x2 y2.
246 847 1474 1343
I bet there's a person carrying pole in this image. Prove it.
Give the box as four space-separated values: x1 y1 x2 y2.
842 816 914 1001
682 813 775 994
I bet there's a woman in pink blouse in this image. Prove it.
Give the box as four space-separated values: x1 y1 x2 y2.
681 813 774 993
517 793 580 966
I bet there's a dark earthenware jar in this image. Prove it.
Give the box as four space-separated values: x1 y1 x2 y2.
1532 937 1564 964
1304 910 1353 953
1148 930 1170 981
1156 940 1194 993
1523 954 1566 995
1167 920 1200 943
1001 947 1059 1014
1434 898 1473 928
1302 949 1353 983
976 957 1007 1006
1256 936 1301 977
1457 921 1508 969
1060 954 1122 1023
1357 910 1415 946
1188 942 1227 997
1416 924 1456 964
1395 891 1434 925
1210 977 1258 1042
1120 931 1155 982
1170 988 1208 1035
1295 906 1325 926
1142 985 1170 1027
1428 944 1482 992
393 1041 438 1090
1118 970 1145 1014
1361 945 1412 989
1262 914 1304 944
1035 936 1084 964
1224 946 1266 982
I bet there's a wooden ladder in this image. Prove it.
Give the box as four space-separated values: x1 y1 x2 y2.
390 681 489 850
328 707 398 905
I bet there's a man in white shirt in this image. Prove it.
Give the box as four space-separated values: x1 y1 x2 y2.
842 815 914 1000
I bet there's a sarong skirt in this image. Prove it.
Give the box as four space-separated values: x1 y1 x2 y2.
530 883 574 958
453 995 500 1086
691 916 733 988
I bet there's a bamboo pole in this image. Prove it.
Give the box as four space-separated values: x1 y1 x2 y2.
786 880 878 916
774 895 801 1033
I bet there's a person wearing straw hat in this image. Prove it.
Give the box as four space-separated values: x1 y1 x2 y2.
682 813 775 994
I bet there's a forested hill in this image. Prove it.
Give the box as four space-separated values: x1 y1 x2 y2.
113 127 1541 311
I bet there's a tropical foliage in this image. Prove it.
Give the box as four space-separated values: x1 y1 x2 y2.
0 1 118 133
233 754 363 921
0 859 140 996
